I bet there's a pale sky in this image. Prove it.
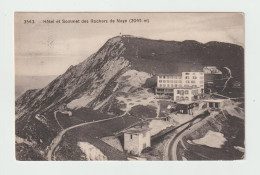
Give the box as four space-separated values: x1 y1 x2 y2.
15 12 244 76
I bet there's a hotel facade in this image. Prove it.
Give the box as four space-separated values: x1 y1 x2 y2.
155 72 204 101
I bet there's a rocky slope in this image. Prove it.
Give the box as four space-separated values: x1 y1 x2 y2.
15 35 244 160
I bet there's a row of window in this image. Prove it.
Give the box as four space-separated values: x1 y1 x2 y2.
184 80 204 84
158 75 182 79
159 84 182 88
159 84 204 88
159 80 182 83
159 75 204 80
159 80 204 87
176 90 190 94
184 72 204 75
176 96 190 100
185 76 204 79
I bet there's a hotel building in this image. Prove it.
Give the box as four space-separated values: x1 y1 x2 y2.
155 72 204 101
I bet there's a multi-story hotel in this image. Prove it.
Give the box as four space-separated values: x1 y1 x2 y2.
155 72 204 101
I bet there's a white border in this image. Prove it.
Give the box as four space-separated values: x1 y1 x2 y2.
1 0 260 175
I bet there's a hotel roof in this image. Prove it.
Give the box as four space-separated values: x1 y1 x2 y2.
122 126 151 134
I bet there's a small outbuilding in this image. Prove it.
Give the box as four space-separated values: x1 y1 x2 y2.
176 101 195 115
123 125 151 155
203 99 224 109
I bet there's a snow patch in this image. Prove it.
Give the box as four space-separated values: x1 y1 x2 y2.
113 83 119 92
168 113 194 125
182 156 187 160
223 101 244 120
77 142 107 161
127 157 147 161
149 120 173 136
118 70 151 88
94 95 113 110
187 140 193 144
192 130 227 148
234 146 245 152
35 114 47 125
67 95 95 109
15 136 36 146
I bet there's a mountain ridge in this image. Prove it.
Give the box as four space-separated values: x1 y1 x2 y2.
16 35 244 118
15 36 244 160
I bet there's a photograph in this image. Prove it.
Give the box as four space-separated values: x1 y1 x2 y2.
15 12 245 161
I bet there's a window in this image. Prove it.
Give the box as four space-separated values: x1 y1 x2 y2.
178 80 182 83
143 132 146 137
177 90 180 94
163 80 166 83
167 80 169 83
159 84 162 87
130 134 133 139
186 76 189 79
163 84 166 87
185 90 189 94
186 80 190 83
191 80 195 83
159 80 162 83
193 76 197 79
163 76 165 79
170 80 173 83
186 73 190 75
159 76 162 79
143 143 146 149
171 84 173 87
169 76 173 79
185 97 189 100
167 84 170 87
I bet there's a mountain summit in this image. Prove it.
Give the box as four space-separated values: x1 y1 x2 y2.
15 36 244 160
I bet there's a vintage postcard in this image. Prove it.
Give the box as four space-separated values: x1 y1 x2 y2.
15 12 244 161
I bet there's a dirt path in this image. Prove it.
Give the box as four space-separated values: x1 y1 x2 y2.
54 111 64 130
212 92 230 99
222 67 232 92
46 113 126 160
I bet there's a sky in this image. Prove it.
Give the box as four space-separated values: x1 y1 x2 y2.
15 12 244 76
